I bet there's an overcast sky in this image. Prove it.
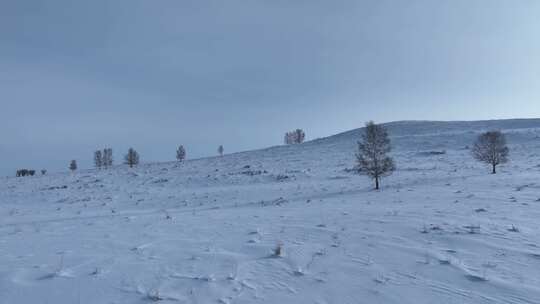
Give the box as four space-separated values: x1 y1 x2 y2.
1 0 539 175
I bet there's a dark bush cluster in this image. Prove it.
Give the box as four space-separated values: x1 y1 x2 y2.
16 169 36 177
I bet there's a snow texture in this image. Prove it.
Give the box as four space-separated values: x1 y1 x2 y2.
1 119 540 303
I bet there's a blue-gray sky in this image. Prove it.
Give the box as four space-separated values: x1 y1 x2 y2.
1 0 539 175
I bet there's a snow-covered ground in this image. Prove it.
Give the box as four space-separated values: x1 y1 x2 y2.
1 119 540 304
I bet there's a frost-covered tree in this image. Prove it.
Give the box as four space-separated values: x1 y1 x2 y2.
356 121 395 190
218 145 224 156
472 130 509 174
124 148 139 168
284 129 306 145
94 150 103 169
295 129 305 144
69 160 77 172
176 145 186 162
102 148 113 169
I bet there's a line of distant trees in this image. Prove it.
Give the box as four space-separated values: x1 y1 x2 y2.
14 143 222 176
14 125 510 183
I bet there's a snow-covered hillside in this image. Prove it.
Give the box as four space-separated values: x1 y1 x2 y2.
1 119 540 304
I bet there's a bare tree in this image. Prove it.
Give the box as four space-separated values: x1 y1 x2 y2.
176 145 186 162
41 169 47 175
69 160 77 172
124 148 140 168
218 145 224 157
284 132 291 145
356 121 395 190
102 148 113 169
107 148 113 167
472 130 509 174
94 150 103 169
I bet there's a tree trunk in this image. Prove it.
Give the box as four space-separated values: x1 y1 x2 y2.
375 177 380 190
492 164 496 174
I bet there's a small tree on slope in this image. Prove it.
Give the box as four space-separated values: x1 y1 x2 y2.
472 130 509 174
295 129 305 144
94 150 103 169
176 145 186 162
218 145 224 157
69 160 78 172
356 121 395 190
102 148 113 169
124 148 140 168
